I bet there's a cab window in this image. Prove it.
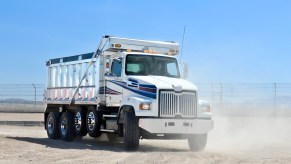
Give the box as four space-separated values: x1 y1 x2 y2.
111 58 122 77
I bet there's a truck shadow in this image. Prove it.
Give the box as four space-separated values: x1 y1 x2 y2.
6 136 188 152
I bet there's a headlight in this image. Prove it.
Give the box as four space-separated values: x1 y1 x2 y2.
199 100 211 113
202 104 211 113
139 103 150 110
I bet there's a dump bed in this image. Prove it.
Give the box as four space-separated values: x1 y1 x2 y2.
45 52 99 105
45 36 180 105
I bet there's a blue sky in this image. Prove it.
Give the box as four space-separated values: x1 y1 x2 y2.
0 0 290 84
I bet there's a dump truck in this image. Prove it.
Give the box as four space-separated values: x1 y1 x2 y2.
44 35 213 151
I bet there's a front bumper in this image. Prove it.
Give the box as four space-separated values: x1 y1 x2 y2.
139 118 214 134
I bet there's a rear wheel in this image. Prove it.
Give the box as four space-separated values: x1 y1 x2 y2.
86 107 103 137
188 134 207 152
59 112 76 141
123 111 139 150
74 107 87 136
46 112 60 139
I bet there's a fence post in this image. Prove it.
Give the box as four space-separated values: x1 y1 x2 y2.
32 83 36 107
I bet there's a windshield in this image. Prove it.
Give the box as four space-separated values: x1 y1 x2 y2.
125 54 180 78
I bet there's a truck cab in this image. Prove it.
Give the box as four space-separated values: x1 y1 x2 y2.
44 36 213 151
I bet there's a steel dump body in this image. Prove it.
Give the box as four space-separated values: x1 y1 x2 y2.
45 36 180 106
46 52 99 105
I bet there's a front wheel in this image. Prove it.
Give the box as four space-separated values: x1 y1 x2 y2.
188 134 207 152
123 111 139 150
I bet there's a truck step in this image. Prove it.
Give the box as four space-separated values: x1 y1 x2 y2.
103 114 117 118
100 129 117 133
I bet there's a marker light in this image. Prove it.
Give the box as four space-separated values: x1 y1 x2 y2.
143 50 158 54
114 44 121 48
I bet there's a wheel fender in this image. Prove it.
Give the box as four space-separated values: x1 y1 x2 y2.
118 96 154 123
117 105 135 124
122 96 153 113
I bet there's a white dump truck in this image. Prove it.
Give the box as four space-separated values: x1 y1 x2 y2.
44 35 213 151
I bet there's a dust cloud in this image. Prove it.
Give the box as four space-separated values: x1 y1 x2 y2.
0 107 291 163
207 106 291 158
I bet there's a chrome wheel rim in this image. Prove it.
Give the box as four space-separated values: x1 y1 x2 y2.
87 111 95 131
75 112 82 131
60 118 67 136
47 117 54 134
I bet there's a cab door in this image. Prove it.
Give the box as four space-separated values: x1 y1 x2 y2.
104 58 123 106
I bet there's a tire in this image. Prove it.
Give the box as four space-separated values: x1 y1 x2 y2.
86 107 103 137
46 112 60 139
117 124 123 137
59 112 76 141
188 134 207 152
123 111 139 150
74 107 87 136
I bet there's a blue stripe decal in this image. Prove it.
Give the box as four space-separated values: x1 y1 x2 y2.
110 80 157 99
139 84 157 89
131 82 138 86
128 84 138 88
128 78 139 83
99 86 122 95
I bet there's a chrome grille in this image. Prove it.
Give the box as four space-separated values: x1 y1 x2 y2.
159 91 197 117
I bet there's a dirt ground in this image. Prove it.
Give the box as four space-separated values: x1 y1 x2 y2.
0 115 291 164
0 113 43 121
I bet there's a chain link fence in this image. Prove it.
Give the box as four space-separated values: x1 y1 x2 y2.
0 84 45 112
196 83 291 116
197 83 291 107
0 83 291 114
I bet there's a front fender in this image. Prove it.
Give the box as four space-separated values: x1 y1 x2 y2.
121 96 158 117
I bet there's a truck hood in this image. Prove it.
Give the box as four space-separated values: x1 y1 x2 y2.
129 76 198 92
